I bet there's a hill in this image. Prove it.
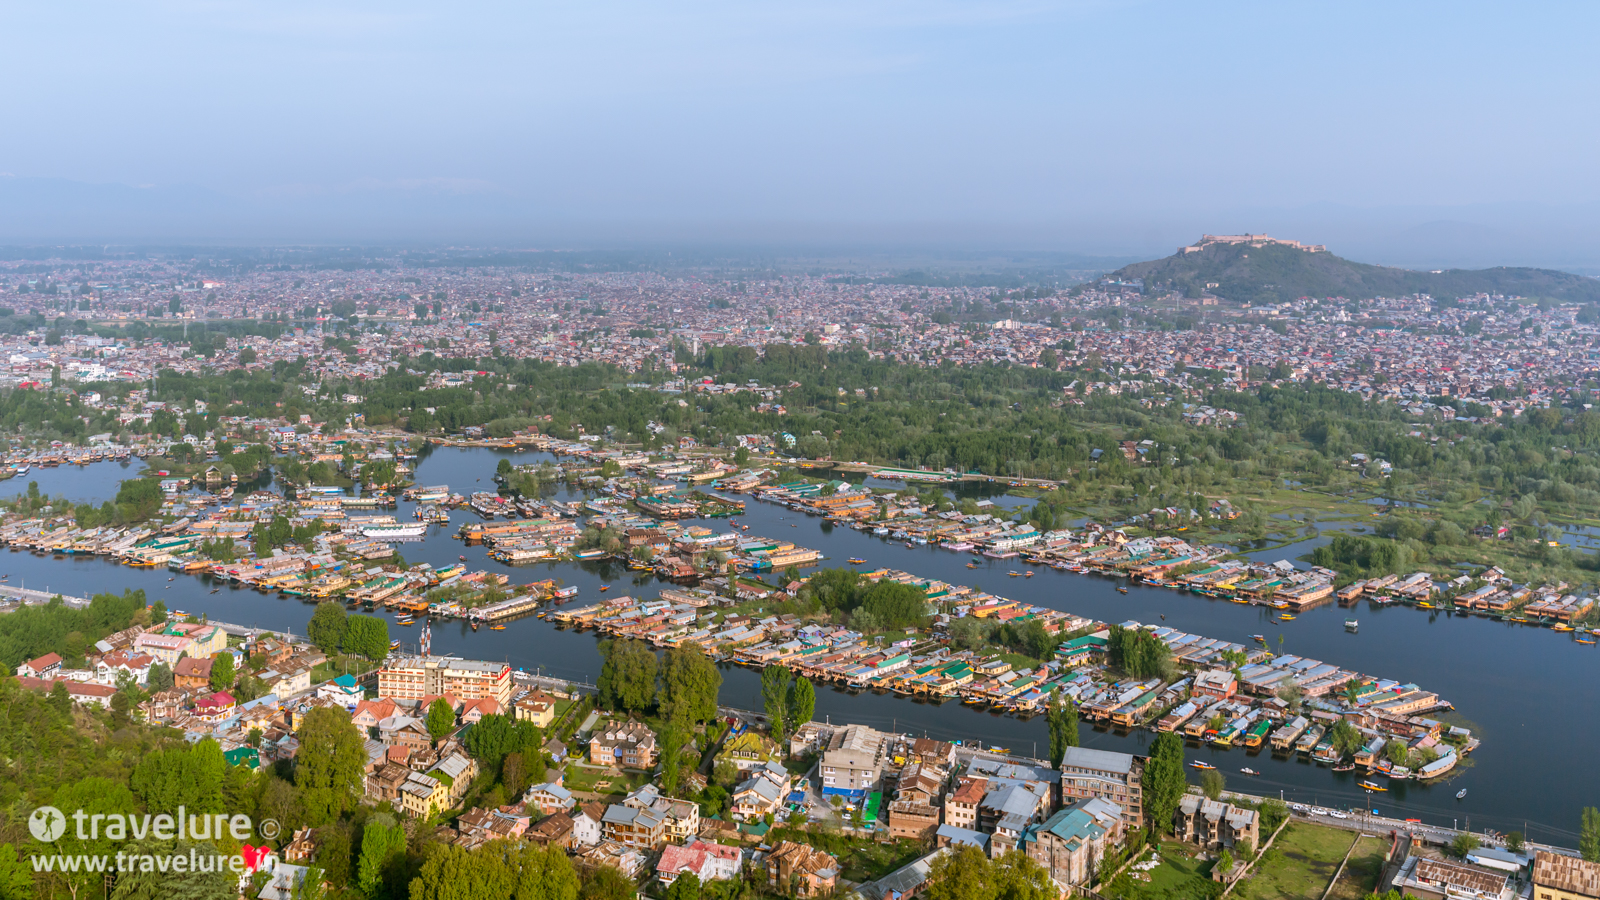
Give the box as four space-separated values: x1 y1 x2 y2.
1107 237 1600 305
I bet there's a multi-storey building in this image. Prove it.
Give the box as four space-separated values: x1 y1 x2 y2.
1057 746 1143 827
378 656 512 707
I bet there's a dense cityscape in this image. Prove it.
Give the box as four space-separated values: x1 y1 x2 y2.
6 1 1600 899
5 250 1600 428
0 240 1598 900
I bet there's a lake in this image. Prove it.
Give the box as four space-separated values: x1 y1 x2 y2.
1 446 1590 845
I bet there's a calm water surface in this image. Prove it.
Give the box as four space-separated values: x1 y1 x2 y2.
2 447 1591 844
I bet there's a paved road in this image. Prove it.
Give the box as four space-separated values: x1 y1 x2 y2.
0 584 91 608
1222 789 1579 859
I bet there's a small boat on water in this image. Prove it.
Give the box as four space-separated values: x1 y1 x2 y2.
210 589 220 594
1117 587 1129 594
598 585 610 592
1189 761 1216 770
1332 763 1355 772
966 563 979 568
389 639 401 650
459 555 467 561
848 557 867 565
1240 767 1259 776
1359 780 1387 791
489 624 505 631
1456 789 1467 800
1250 634 1266 642
1279 614 1296 621
1345 619 1359 631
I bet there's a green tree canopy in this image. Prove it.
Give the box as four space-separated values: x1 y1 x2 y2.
342 614 390 661
658 645 722 725
597 638 658 713
426 698 457 741
1144 732 1187 836
307 601 349 654
295 707 366 825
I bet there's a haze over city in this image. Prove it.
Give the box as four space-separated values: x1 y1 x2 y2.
3 1 1600 268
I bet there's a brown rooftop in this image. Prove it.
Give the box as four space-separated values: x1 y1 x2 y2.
1535 852 1600 899
1414 857 1506 897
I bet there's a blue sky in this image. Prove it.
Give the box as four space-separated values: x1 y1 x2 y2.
3 1 1598 262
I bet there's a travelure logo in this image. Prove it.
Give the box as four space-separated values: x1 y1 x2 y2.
29 806 67 843
26 806 260 843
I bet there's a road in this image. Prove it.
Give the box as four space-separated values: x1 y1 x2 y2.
1222 789 1579 860
0 584 91 608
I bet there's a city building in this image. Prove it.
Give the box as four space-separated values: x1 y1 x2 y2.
766 841 840 898
1534 852 1600 900
820 724 890 798
377 657 512 707
1173 796 1258 851
1057 746 1143 827
1020 797 1125 887
589 721 658 769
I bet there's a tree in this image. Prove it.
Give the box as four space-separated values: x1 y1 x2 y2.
464 713 543 770
1201 768 1225 800
130 738 226 813
1047 689 1079 766
342 614 390 661
307 601 349 654
147 660 174 692
108 840 233 900
210 652 235 692
659 645 722 726
295 706 366 825
1450 832 1480 859
664 872 701 900
787 676 815 733
427 697 457 741
578 865 635 900
1216 849 1234 877
660 722 688 795
48 680 71 714
508 843 581 900
240 346 257 364
597 638 658 712
859 581 928 631
761 666 794 742
1506 831 1525 855
922 846 1055 900
50 777 136 900
1583 807 1600 862
357 816 406 898
0 844 33 900
1144 732 1187 836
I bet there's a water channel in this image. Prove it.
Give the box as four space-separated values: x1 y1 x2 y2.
1 447 1592 844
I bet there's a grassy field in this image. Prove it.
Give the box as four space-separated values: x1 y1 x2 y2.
1102 841 1217 900
1325 835 1390 900
561 762 649 799
1234 824 1360 900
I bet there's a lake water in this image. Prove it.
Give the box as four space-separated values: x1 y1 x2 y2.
2 447 1592 845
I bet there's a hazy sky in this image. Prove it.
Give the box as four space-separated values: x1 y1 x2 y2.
4 1 1600 261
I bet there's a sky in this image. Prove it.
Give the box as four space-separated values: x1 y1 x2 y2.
3 1 1600 266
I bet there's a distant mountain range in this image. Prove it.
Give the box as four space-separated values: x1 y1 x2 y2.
1108 235 1600 304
